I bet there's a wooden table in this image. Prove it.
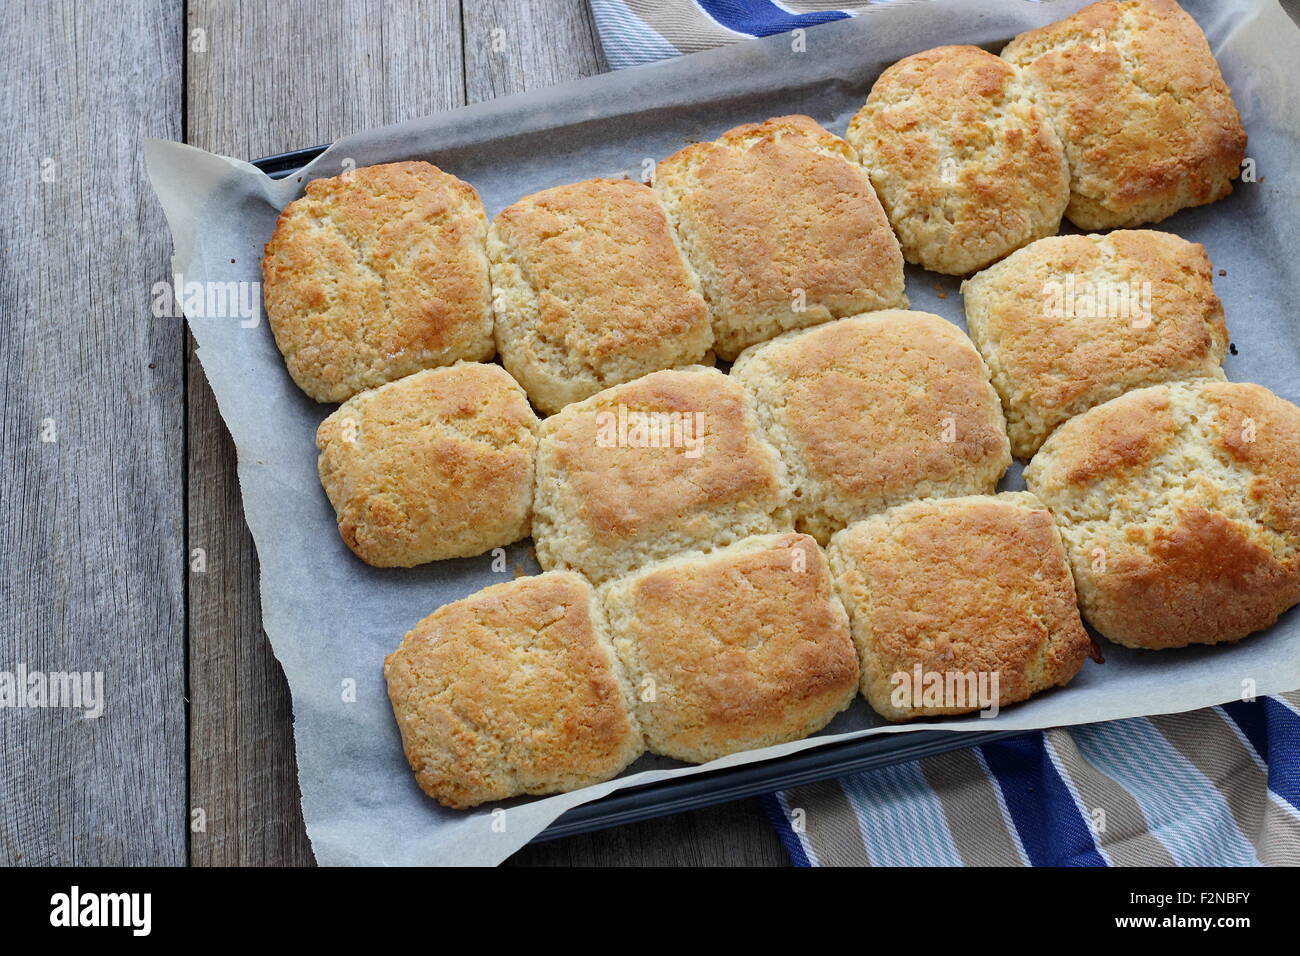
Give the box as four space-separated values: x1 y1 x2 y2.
3 0 788 867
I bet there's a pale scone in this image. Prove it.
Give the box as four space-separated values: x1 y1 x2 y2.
262 161 495 402
731 311 1011 544
1024 381 1300 649
827 493 1097 722
654 115 907 360
1002 0 1246 230
962 230 1229 458
600 533 859 763
316 363 538 567
488 178 712 415
384 571 644 809
847 45 1070 276
532 366 790 584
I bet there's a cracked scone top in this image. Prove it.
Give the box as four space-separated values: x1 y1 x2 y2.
384 571 643 809
262 161 495 402
532 366 790 584
827 493 1096 722
1001 0 1246 230
488 178 712 415
654 115 907 360
731 311 1011 544
316 363 538 567
962 229 1229 459
1024 381 1300 649
847 45 1070 276
600 533 859 763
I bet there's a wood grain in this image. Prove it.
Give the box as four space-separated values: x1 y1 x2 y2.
0 0 186 865
461 0 609 105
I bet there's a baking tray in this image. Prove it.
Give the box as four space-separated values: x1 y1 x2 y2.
249 145 1022 844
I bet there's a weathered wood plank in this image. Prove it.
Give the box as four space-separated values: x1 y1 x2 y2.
183 0 465 866
0 0 186 865
462 0 609 105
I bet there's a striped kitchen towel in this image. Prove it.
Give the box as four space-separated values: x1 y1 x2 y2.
760 693 1300 866
589 0 911 70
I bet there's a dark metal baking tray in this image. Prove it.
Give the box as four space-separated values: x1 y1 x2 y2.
533 728 1018 841
250 145 1022 843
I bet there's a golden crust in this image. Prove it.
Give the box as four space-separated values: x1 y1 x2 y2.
731 311 1011 543
827 493 1096 722
316 362 538 567
488 178 712 415
601 533 859 762
1056 387 1179 488
1024 381 1300 648
1207 382 1300 538
1002 0 1246 230
962 230 1229 458
532 367 790 583
654 115 907 360
262 161 495 402
383 571 644 809
847 45 1070 275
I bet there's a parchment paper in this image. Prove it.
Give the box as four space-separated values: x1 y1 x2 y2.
145 0 1300 866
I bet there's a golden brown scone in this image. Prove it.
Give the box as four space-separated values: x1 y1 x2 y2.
1024 381 1300 649
962 230 1229 458
847 45 1070 276
654 115 907 360
827 493 1097 722
1002 0 1246 230
262 161 495 402
316 362 538 567
532 366 790 584
731 311 1011 544
601 533 859 762
384 571 644 809
488 178 712 415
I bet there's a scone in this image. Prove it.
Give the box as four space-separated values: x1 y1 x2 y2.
962 230 1229 458
262 161 495 402
847 45 1070 275
384 571 644 809
1002 0 1246 230
827 493 1097 722
488 178 712 415
731 311 1011 544
654 115 907 360
601 533 859 763
316 363 538 567
1024 381 1300 649
532 366 790 584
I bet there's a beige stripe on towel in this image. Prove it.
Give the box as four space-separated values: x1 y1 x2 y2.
1153 708 1300 867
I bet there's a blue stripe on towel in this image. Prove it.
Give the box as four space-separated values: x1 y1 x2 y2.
696 0 851 36
761 791 814 866
1223 697 1300 815
980 735 1107 866
840 760 963 865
